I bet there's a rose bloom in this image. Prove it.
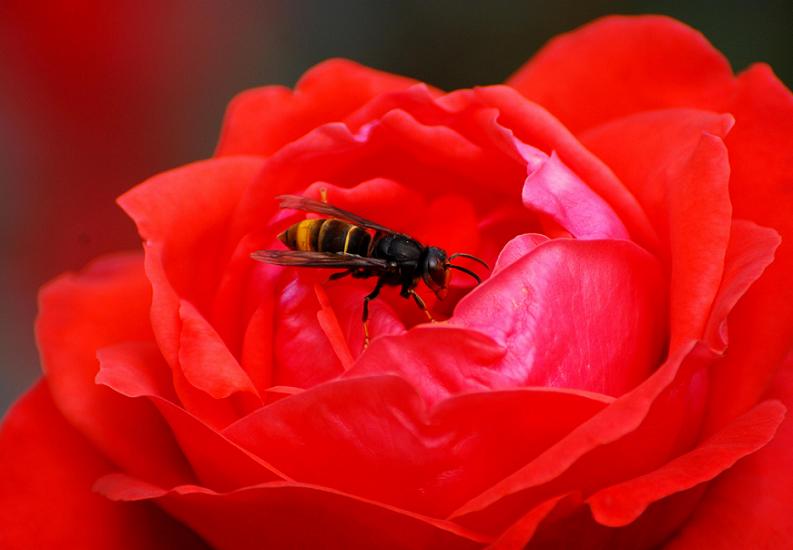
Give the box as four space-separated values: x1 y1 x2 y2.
2 15 792 549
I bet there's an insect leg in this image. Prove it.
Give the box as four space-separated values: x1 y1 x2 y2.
327 269 352 282
408 289 434 322
362 278 385 347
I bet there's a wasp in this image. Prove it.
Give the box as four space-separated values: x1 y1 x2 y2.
251 194 489 345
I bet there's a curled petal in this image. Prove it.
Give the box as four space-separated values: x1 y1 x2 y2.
522 151 628 240
178 300 259 399
703 220 781 353
492 233 549 275
474 85 658 250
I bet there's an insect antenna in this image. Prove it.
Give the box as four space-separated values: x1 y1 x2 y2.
447 264 482 284
448 253 490 271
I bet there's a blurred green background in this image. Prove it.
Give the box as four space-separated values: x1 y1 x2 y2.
1 0 791 414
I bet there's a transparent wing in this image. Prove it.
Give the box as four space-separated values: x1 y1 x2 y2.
251 250 390 270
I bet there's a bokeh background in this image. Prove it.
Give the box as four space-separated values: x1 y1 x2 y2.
2 0 791 414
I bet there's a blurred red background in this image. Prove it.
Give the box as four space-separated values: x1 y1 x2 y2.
1 0 280 410
2 1 791 412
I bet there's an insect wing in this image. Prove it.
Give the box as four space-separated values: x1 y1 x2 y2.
251 250 389 270
277 195 405 236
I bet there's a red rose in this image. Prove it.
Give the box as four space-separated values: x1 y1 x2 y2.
2 15 791 549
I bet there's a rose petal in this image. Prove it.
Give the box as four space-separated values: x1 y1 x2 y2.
588 399 785 526
479 210 548 269
302 178 427 234
96 474 490 550
343 83 448 132
178 300 259 399
376 108 508 194
580 109 733 237
344 85 527 187
493 233 549 275
515 487 705 548
95 343 286 491
450 342 710 534
226 247 284 389
216 59 421 156
703 220 781 353
581 111 734 350
36 253 192 487
95 341 176 402
229 108 519 244
272 278 346 387
474 86 659 250
318 278 406 359
0 382 206 549
489 493 581 550
348 325 613 409
411 193 482 266
118 157 267 426
221 375 609 517
118 157 265 367
450 239 666 396
667 358 793 548
314 283 355 370
347 326 506 406
508 15 735 132
667 134 732 350
522 152 628 240
231 85 635 260
704 64 793 428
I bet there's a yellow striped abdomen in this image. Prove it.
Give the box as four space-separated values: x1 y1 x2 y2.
278 218 371 255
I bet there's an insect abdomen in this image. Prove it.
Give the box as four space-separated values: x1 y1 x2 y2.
279 219 371 255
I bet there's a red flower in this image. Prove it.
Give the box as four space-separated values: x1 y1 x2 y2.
2 15 792 549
